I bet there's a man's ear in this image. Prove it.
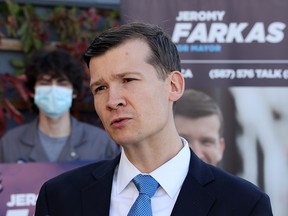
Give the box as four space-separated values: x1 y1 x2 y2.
217 138 226 163
168 71 185 102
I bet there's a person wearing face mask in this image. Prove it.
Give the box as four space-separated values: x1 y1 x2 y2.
0 49 120 163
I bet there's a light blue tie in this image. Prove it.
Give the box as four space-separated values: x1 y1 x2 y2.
128 174 159 216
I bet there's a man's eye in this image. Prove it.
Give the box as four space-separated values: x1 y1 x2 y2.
93 86 106 94
38 80 50 85
202 140 215 146
123 78 137 83
58 81 71 86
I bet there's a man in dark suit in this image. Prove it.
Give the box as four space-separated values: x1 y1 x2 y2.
35 22 273 215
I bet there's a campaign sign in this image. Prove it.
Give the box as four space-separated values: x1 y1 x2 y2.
0 161 93 216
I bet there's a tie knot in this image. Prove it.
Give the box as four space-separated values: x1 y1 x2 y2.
133 174 159 198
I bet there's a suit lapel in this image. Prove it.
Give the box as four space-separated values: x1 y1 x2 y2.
21 119 49 162
171 149 216 216
80 150 216 215
81 155 120 216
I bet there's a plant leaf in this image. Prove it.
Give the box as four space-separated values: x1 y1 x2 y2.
10 58 24 69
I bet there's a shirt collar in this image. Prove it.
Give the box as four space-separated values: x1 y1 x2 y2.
116 149 141 194
116 137 190 199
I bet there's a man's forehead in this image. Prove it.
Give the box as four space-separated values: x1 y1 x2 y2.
37 74 68 80
37 74 52 79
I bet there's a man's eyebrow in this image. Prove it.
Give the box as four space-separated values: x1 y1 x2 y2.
89 72 142 89
90 79 104 90
114 71 142 78
57 76 70 81
37 77 52 81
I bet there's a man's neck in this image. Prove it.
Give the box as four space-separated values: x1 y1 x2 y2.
123 133 183 173
38 112 71 138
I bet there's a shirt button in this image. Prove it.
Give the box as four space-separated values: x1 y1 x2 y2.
70 152 77 158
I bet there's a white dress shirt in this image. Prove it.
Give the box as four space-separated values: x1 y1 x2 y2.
110 138 191 216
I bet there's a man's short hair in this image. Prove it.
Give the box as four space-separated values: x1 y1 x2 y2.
83 22 181 80
175 89 224 136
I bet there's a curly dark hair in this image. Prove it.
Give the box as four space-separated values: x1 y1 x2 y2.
24 49 84 98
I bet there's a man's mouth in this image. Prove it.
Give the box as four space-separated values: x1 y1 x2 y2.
111 117 130 127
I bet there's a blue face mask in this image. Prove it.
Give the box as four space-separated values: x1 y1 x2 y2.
34 86 73 119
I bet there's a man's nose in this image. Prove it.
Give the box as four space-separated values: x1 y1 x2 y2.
106 87 126 110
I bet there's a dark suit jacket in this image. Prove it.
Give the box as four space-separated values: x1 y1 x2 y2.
35 149 273 216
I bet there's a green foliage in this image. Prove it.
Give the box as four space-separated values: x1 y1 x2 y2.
0 0 120 136
1 0 120 57
0 0 120 75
